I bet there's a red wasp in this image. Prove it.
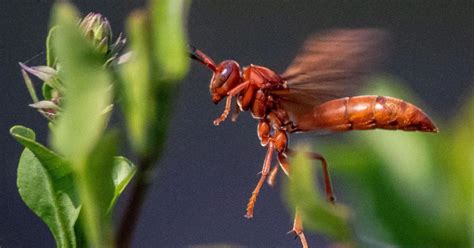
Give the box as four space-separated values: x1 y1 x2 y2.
189 29 438 248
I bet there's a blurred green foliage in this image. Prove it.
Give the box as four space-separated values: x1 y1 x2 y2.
284 76 473 247
284 145 352 242
11 0 189 246
119 0 189 158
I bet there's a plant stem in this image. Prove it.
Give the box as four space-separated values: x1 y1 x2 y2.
116 155 156 248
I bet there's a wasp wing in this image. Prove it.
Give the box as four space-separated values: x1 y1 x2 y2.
272 29 388 129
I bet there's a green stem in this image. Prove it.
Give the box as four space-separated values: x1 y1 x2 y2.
116 155 156 248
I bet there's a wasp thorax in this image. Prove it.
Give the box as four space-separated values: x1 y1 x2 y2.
210 60 241 104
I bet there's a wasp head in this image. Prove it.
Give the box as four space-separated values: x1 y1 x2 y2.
189 45 242 104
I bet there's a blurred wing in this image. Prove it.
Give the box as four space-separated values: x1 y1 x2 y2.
273 29 388 126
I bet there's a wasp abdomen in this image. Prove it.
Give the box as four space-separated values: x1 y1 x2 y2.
309 95 438 132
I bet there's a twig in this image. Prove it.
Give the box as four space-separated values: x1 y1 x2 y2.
116 155 156 248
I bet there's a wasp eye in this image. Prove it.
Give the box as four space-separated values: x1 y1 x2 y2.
220 63 233 81
213 63 233 88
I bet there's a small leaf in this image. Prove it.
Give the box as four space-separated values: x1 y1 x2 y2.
19 62 63 99
47 26 58 67
21 69 39 103
108 156 136 212
11 125 72 180
29 100 60 110
42 83 55 100
19 63 57 81
116 51 132 65
283 144 352 241
11 126 79 248
11 125 35 140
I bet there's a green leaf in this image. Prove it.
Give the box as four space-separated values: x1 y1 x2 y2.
151 0 190 81
10 126 74 191
283 144 352 241
45 26 63 100
108 156 136 212
75 132 117 247
11 125 35 140
120 0 190 157
42 83 54 100
439 91 474 246
119 11 155 154
46 26 58 67
366 79 440 213
11 126 79 248
50 2 113 164
72 147 135 247
148 0 190 157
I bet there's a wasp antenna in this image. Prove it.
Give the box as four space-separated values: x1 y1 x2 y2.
188 44 199 59
188 44 217 72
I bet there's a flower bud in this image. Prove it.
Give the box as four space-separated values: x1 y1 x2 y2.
79 13 112 54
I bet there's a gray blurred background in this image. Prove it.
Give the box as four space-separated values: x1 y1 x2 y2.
1 1 472 247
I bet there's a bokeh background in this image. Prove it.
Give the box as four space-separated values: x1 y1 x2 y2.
1 1 472 247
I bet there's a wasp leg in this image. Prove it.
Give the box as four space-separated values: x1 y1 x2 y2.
231 104 241 122
280 149 335 248
276 154 309 248
290 210 309 248
277 152 291 176
214 81 250 126
287 149 335 203
266 127 288 187
245 142 274 219
267 164 279 187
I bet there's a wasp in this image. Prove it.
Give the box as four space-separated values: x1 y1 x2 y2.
190 29 438 248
